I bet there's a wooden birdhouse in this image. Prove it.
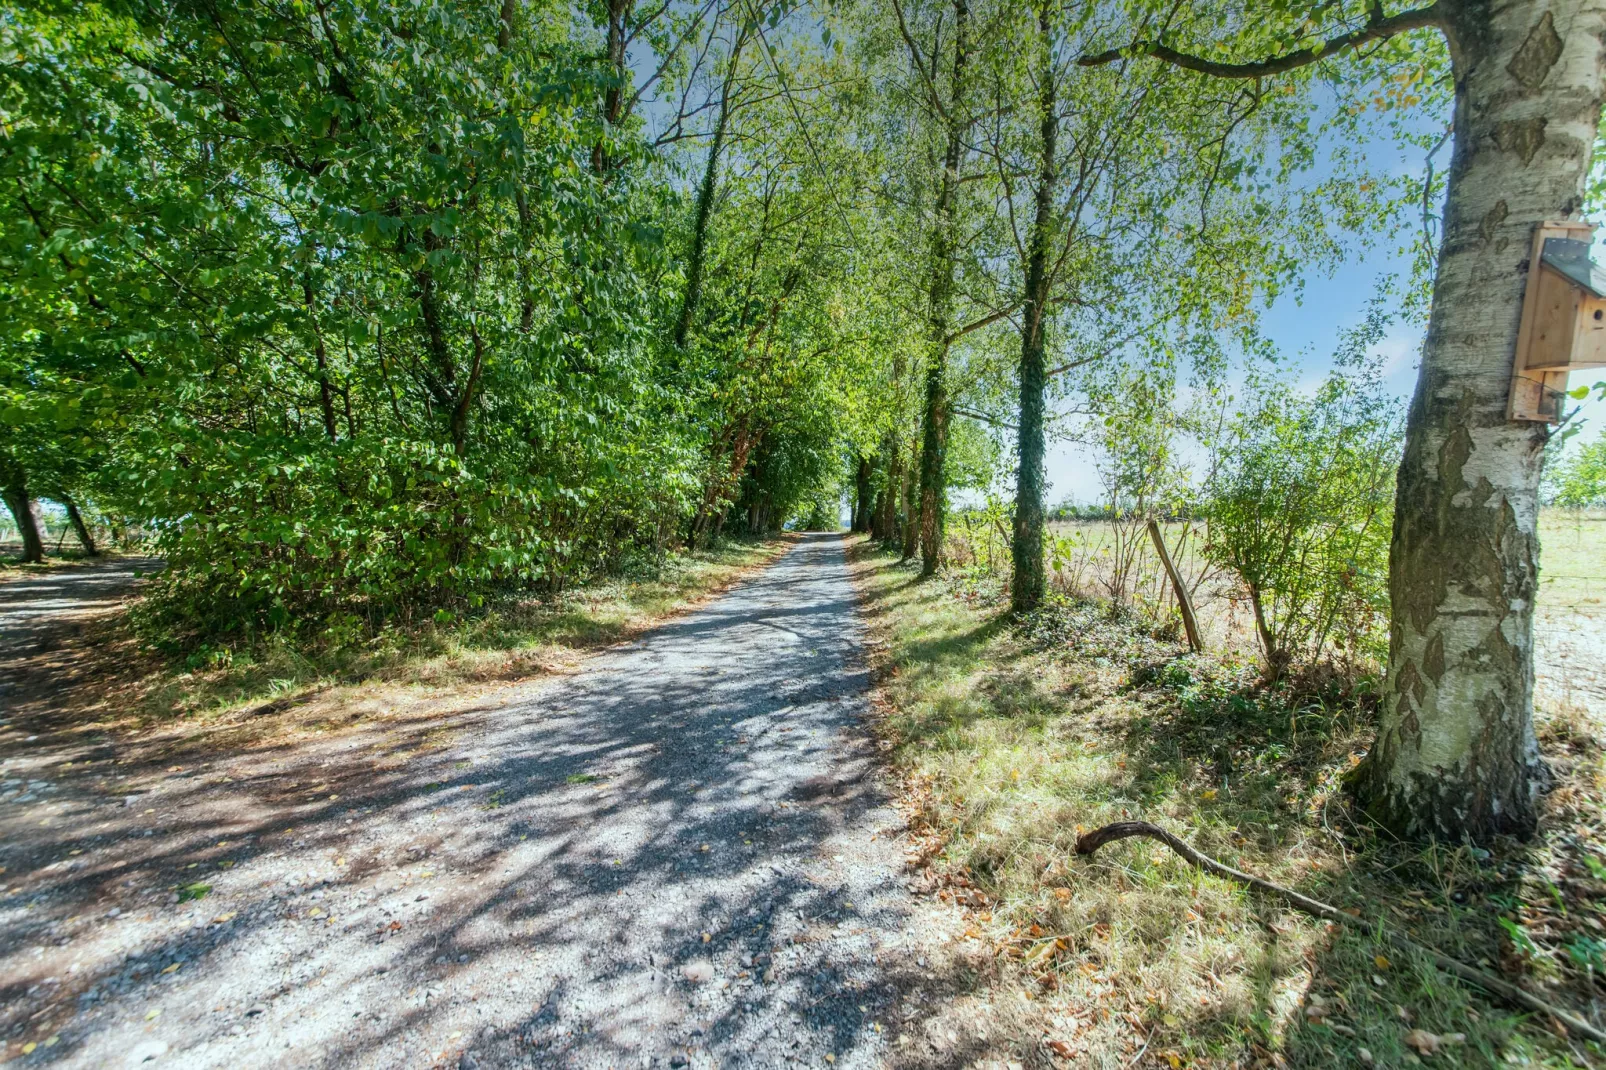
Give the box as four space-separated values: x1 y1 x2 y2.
1509 220 1606 423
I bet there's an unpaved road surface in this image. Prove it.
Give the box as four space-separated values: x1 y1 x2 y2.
0 557 161 713
1 535 970 1069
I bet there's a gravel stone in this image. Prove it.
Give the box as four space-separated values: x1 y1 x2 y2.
1 536 960 1067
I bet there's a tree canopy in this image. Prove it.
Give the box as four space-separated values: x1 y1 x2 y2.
3 0 1600 843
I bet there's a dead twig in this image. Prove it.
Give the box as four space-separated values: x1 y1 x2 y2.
1075 820 1606 1045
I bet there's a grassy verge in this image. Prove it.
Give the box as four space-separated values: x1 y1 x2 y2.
28 536 792 741
851 537 1604 1070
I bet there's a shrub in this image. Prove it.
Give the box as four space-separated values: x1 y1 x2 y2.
1546 428 1606 508
1202 357 1402 679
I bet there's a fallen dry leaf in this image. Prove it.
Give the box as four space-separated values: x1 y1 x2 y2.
1403 1029 1465 1056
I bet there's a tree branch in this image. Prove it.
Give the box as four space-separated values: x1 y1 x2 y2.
944 304 1018 345
1077 4 1442 79
890 0 949 122
952 405 1016 430
1077 822 1606 1044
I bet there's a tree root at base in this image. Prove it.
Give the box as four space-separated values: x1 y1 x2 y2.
1075 821 1606 1045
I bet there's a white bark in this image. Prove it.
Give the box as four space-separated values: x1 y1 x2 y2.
1357 0 1606 839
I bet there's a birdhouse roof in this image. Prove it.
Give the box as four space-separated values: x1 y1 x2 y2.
1540 237 1606 298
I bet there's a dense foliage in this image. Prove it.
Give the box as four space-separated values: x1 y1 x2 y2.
0 0 883 640
0 0 1563 721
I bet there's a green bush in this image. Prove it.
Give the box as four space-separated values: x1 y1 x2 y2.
1202 356 1402 679
1546 428 1606 508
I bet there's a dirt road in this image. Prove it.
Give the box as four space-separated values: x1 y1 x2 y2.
0 536 968 1068
0 557 161 715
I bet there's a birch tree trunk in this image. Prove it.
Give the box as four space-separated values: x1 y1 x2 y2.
1354 0 1606 840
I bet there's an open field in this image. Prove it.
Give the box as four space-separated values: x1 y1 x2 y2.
944 509 1606 710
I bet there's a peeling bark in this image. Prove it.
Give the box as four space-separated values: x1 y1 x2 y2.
1354 0 1606 841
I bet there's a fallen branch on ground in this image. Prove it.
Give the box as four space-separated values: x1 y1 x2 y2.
1075 820 1606 1045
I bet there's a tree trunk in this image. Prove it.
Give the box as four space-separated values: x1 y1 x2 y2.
304 275 339 442
1009 3 1056 615
917 0 970 578
674 28 745 349
64 497 98 556
1353 0 1606 841
1247 582 1284 682
2 476 44 563
592 0 634 175
900 439 918 560
691 424 756 549
879 437 901 543
497 0 517 51
853 455 874 533
1147 520 1201 652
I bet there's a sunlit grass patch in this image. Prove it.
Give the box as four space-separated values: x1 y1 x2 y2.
849 536 1600 1069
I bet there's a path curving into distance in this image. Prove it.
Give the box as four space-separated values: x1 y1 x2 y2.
1 534 966 1069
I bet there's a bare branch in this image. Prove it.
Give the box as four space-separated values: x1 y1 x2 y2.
943 305 1018 345
1078 4 1442 79
952 405 1016 429
890 0 949 122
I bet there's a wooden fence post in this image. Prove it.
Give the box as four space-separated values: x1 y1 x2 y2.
1147 519 1202 653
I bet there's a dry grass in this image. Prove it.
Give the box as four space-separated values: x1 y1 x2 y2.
1539 510 1606 612
851 535 1606 1070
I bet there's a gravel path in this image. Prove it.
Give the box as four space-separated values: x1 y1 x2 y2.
0 557 162 712
1 535 967 1069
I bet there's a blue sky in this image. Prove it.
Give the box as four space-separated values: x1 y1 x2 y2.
1041 163 1606 507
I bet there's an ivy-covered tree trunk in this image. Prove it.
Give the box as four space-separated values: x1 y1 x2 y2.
674 28 746 349
853 455 873 532
2 471 44 563
1354 0 1606 841
878 436 901 543
1009 4 1056 615
900 443 918 560
917 0 970 578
